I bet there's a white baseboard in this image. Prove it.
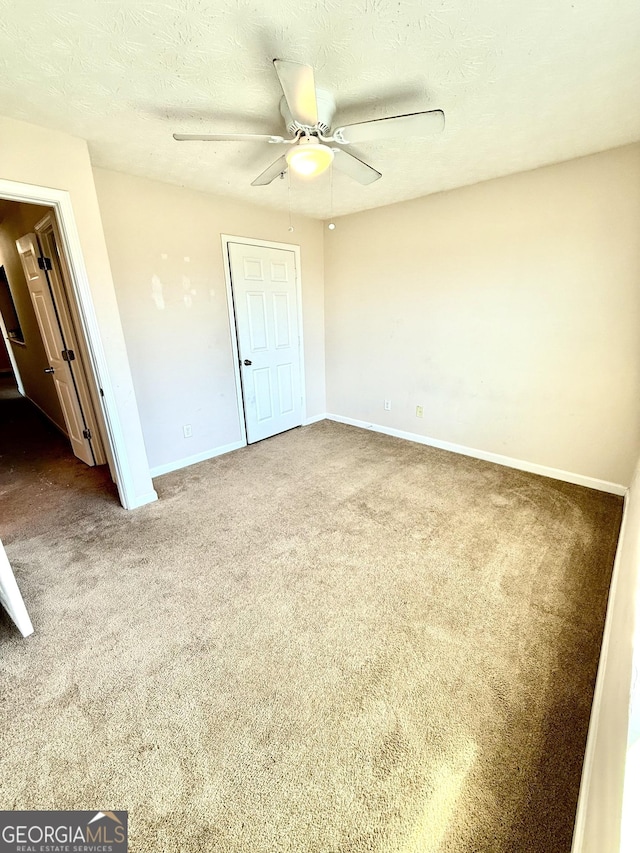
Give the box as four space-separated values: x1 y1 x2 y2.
149 440 245 478
325 413 627 496
302 413 327 426
148 414 627 496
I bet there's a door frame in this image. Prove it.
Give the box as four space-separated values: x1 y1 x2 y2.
0 537 33 637
0 178 140 509
221 234 306 447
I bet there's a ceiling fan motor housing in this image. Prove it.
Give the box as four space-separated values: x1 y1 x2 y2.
279 88 336 136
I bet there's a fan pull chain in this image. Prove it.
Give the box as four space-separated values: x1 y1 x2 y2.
287 170 294 232
328 164 336 231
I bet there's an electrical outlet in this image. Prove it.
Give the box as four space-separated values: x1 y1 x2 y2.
384 400 391 411
416 405 424 418
183 424 192 438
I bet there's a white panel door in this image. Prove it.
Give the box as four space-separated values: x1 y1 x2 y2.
16 233 94 466
35 214 106 465
228 242 303 443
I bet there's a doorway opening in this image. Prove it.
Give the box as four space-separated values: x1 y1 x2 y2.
222 234 306 445
0 178 156 511
0 198 118 517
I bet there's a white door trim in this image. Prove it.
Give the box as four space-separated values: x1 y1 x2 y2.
221 234 306 446
0 178 146 510
0 537 33 637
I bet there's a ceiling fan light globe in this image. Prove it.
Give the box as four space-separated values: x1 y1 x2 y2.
286 141 334 178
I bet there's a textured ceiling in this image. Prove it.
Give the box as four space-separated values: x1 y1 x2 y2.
0 0 638 219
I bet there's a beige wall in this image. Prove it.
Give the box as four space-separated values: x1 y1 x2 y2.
92 167 326 472
0 201 66 430
621 581 640 853
1 114 638 496
0 115 156 507
324 143 640 488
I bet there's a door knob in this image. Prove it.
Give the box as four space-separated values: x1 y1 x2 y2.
243 359 252 366
44 367 55 374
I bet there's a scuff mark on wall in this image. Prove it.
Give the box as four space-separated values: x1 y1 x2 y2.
182 274 193 308
151 274 165 310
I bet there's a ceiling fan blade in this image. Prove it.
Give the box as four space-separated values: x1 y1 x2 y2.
331 148 381 184
173 132 286 143
333 110 445 145
273 59 318 127
251 155 288 186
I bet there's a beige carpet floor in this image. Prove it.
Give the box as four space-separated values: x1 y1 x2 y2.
0 382 622 852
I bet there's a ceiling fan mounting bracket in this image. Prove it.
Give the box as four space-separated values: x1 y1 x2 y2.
279 88 336 137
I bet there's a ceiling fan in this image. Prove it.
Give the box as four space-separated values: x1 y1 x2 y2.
173 59 445 186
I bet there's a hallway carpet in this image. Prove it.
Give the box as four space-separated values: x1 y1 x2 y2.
0 403 622 852
0 377 118 541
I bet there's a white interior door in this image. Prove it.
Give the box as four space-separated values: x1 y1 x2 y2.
0 538 33 637
35 213 106 465
16 233 94 466
228 242 303 444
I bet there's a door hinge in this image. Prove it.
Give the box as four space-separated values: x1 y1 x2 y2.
37 256 52 271
61 349 75 362
83 428 92 441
